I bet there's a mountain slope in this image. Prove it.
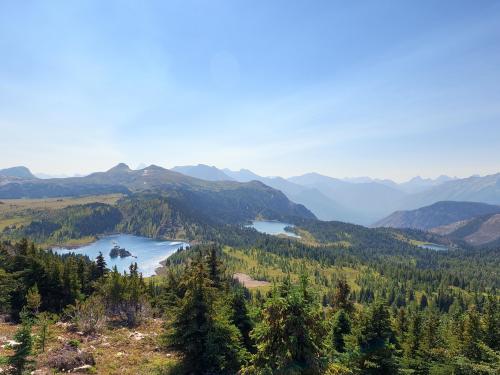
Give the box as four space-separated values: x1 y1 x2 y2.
289 173 406 224
172 164 234 181
205 168 353 222
374 201 500 230
0 164 315 226
401 173 500 209
398 175 457 194
0 166 36 179
430 212 500 247
223 168 262 182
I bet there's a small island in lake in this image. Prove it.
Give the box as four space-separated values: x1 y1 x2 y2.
109 245 133 258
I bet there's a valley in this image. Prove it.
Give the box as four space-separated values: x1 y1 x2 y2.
0 164 499 375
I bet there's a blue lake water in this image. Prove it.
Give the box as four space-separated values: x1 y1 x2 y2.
248 220 300 238
53 234 188 276
418 243 449 251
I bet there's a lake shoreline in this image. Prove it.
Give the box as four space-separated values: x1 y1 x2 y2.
52 234 189 277
48 232 190 250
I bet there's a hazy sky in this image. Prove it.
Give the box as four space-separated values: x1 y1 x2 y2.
1 1 500 181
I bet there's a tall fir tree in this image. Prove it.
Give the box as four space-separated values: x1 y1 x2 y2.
355 301 398 375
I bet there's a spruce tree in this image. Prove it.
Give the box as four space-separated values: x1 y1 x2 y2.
95 251 107 278
462 306 482 361
229 287 254 351
421 307 440 356
331 309 351 353
246 277 325 374
482 295 499 351
207 244 222 288
333 279 354 315
165 252 246 374
355 301 398 375
9 312 33 374
25 284 41 317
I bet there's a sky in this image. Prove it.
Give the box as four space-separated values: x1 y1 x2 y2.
1 0 500 182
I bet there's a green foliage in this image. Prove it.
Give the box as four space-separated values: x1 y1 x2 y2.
0 239 104 318
3 203 122 243
97 263 148 326
9 313 33 374
163 248 248 374
35 312 55 353
25 284 41 316
245 276 326 374
354 301 398 375
331 310 351 354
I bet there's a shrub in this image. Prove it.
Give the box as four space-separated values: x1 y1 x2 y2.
70 295 106 335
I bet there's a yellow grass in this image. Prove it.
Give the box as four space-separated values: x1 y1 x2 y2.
0 194 124 215
223 246 361 293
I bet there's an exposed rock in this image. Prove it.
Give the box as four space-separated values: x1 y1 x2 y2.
128 331 147 340
46 343 95 372
71 364 93 373
1 339 21 348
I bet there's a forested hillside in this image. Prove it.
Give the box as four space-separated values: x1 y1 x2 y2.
0 188 314 245
375 201 500 230
0 172 498 374
1 236 498 374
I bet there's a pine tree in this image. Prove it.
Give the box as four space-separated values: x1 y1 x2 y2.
482 295 499 351
404 310 422 358
419 294 428 310
246 277 326 373
25 284 41 317
401 309 428 373
229 287 254 351
331 309 351 353
95 251 107 278
333 278 354 315
421 307 440 356
35 312 54 353
394 307 408 341
462 305 482 361
9 313 33 374
355 301 398 375
207 244 222 288
164 253 246 374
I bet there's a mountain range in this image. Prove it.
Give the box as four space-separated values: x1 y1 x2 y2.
374 200 500 247
156 164 500 225
3 163 500 227
0 163 314 225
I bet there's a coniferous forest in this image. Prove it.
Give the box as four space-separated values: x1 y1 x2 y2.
1 222 498 374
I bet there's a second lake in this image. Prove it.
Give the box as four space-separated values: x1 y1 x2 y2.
248 220 300 238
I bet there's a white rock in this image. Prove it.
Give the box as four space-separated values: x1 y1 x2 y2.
71 364 92 373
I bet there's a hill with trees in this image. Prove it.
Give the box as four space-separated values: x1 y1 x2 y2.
374 201 500 230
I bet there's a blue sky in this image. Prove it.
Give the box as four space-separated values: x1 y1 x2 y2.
1 0 500 181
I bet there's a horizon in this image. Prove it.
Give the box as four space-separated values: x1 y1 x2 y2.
2 1 500 180
0 161 486 184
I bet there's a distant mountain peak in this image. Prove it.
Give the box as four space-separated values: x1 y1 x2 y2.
145 164 165 171
0 166 36 179
108 163 131 172
172 164 233 181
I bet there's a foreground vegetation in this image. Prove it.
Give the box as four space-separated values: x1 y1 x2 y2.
1 232 498 374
